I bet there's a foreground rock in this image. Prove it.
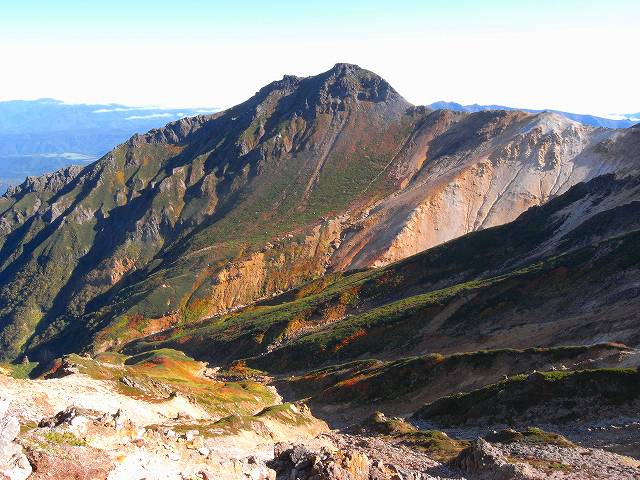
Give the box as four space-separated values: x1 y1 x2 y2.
0 394 31 480
269 442 379 480
269 434 465 480
454 438 541 480
2 357 640 479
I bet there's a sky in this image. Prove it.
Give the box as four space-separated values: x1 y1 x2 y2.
1 0 639 116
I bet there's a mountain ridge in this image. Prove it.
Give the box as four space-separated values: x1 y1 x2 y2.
428 100 640 129
2 64 640 479
0 64 638 363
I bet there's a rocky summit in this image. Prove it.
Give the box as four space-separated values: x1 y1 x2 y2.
0 64 639 479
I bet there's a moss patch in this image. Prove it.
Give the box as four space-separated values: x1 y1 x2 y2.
486 427 575 448
361 412 468 462
43 431 87 447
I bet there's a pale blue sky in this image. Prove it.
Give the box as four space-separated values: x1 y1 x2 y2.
1 1 638 114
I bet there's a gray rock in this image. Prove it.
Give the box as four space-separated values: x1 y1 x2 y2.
454 438 541 480
0 438 32 480
0 418 19 443
0 396 10 420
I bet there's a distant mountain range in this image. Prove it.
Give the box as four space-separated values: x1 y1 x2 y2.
0 98 217 191
428 101 640 129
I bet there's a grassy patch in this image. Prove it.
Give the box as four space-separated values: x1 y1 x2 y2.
255 403 313 427
401 430 469 462
362 412 468 462
20 420 38 434
0 361 39 379
486 427 574 447
55 351 277 419
43 431 87 447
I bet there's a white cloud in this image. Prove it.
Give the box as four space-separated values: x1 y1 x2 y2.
599 113 640 122
93 106 163 113
124 113 175 120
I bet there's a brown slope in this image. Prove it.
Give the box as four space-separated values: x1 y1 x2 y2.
331 112 640 269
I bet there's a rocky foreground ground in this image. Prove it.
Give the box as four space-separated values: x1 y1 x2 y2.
1 356 639 480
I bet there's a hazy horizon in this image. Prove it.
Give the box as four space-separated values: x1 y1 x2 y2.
2 1 639 117
1 95 638 123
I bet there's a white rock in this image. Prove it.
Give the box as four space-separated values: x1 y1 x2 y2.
249 467 271 480
69 414 89 433
0 440 32 480
198 447 210 457
0 417 20 443
183 430 199 442
0 394 11 419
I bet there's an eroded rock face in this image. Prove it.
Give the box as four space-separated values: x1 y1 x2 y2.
332 112 640 270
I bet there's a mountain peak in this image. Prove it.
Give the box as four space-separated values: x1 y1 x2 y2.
237 63 410 129
328 62 364 75
310 63 407 107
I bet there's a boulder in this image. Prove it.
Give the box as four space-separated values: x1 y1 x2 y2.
0 441 31 480
269 444 371 480
0 396 32 480
453 438 542 480
25 445 110 480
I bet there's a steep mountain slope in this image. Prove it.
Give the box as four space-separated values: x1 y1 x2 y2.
0 64 415 361
0 64 638 362
126 172 640 372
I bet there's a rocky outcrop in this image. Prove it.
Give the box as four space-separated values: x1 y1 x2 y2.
3 165 83 198
269 443 375 480
0 395 31 480
453 438 541 480
205 218 344 316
